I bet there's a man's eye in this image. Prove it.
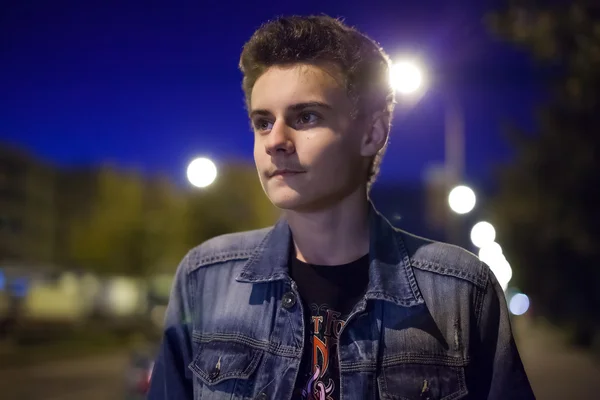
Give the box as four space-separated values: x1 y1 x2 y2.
254 120 273 131
297 112 319 125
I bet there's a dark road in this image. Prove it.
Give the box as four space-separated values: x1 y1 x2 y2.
0 352 129 400
514 317 600 400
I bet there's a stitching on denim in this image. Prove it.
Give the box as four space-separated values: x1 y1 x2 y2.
192 332 300 358
381 353 469 367
238 273 288 283
236 228 277 281
474 274 489 330
242 228 273 267
410 259 486 288
185 227 274 275
189 349 262 384
340 360 377 372
284 304 302 350
364 291 422 307
395 228 424 303
377 373 390 399
192 251 254 269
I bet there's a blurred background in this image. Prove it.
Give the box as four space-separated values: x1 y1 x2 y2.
1 0 599 399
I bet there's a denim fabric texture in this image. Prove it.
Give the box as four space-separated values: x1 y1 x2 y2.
148 204 534 400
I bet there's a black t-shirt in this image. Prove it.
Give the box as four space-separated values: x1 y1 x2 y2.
289 253 370 400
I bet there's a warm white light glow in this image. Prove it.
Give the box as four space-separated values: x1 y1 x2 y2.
492 257 513 291
448 185 476 214
470 221 496 248
478 241 503 262
479 242 512 291
187 157 217 188
390 61 424 94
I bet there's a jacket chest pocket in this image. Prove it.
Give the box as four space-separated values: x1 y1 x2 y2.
189 339 264 400
377 355 468 400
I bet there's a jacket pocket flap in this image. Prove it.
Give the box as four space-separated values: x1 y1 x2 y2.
378 355 469 400
188 339 263 386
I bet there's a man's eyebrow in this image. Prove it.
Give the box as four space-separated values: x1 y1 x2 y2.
249 102 333 118
288 102 333 112
248 109 271 119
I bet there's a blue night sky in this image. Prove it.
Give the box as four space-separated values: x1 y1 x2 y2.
0 0 541 186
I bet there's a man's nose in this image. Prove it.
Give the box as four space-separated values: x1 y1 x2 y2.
265 120 295 156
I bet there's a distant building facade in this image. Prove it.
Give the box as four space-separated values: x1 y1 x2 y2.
0 143 58 265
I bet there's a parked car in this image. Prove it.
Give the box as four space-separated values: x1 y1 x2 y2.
124 344 157 399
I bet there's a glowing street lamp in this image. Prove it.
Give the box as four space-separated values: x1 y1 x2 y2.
187 157 217 188
478 241 513 291
390 60 424 95
448 185 476 214
470 221 496 248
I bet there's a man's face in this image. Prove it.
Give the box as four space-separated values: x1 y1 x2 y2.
250 64 371 212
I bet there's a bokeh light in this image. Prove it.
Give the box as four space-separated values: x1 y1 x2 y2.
509 293 531 316
479 242 512 291
470 221 496 248
448 185 476 214
478 241 503 261
187 157 217 188
390 60 424 94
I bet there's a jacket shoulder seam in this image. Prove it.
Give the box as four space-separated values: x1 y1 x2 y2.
186 249 256 274
410 259 487 289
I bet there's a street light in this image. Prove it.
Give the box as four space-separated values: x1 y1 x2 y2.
509 293 530 316
390 60 424 95
478 241 513 290
490 257 513 291
448 185 476 214
470 221 496 248
187 157 217 188
478 241 503 262
393 59 467 246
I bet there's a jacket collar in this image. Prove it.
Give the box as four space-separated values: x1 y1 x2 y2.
236 203 424 307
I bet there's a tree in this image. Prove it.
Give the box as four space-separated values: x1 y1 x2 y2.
487 2 600 344
59 162 278 277
142 174 189 274
63 165 148 276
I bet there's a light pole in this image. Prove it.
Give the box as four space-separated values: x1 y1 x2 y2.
390 59 465 188
444 97 465 187
391 61 513 290
391 59 468 244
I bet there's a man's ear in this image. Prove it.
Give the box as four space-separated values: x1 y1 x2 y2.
360 111 389 157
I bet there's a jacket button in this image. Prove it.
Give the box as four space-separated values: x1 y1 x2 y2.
281 292 296 309
256 393 267 400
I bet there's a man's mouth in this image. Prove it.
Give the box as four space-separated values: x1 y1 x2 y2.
270 169 305 178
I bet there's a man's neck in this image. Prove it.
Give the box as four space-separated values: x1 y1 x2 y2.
285 187 370 266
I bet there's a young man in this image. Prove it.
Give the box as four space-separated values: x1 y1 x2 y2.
148 15 534 400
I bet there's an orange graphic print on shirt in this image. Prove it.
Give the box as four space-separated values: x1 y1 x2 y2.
301 304 346 400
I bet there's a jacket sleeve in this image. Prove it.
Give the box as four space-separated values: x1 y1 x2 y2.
147 252 196 400
472 267 536 399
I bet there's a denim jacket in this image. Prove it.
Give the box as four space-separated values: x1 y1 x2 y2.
148 205 534 400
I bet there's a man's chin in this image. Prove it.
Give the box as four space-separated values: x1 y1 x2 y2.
267 191 337 213
265 187 310 210
267 193 305 211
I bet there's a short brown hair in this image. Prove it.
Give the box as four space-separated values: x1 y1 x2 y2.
239 15 395 188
